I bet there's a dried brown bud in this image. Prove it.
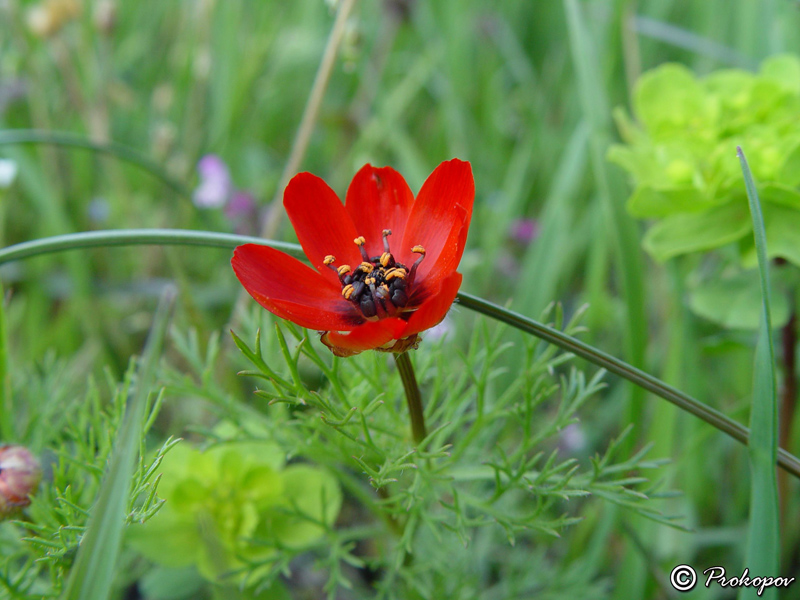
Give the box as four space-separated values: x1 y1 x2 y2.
0 445 42 519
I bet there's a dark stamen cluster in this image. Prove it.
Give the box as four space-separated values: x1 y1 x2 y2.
325 230 425 319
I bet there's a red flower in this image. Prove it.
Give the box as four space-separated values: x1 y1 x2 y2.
232 159 474 357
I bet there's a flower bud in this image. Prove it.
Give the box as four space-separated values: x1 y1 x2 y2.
0 445 42 519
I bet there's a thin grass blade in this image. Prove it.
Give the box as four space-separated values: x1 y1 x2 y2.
60 287 176 600
737 147 780 599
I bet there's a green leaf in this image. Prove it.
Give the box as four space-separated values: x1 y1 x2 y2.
737 147 780 600
210 580 292 600
759 182 800 209
170 478 208 511
704 69 756 122
61 289 176 600
741 203 800 268
626 185 717 218
138 566 205 600
778 141 800 187
608 141 698 189
240 465 285 505
126 512 202 568
762 204 800 267
760 53 800 95
268 465 342 549
633 63 716 138
688 268 790 330
642 201 751 261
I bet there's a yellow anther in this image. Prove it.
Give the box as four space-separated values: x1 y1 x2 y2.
380 252 393 267
359 261 374 273
382 229 392 237
342 284 355 299
365 277 376 286
323 255 336 265
337 265 351 276
412 245 426 255
385 268 407 281
354 236 366 246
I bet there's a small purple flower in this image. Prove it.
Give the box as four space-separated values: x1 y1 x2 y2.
509 218 539 245
193 154 232 209
225 190 256 220
225 191 259 236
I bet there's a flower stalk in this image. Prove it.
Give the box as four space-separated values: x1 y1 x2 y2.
394 352 426 444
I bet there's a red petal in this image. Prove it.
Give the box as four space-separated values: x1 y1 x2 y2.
232 244 363 331
408 218 469 303
400 159 474 284
321 318 408 355
283 172 362 285
404 271 462 336
345 165 415 258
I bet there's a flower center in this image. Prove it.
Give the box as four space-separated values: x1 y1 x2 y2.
324 230 425 319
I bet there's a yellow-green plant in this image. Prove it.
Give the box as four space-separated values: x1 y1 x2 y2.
127 434 341 586
610 54 800 266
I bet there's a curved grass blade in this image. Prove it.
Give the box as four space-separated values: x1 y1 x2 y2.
60 288 176 600
737 147 779 599
0 129 191 200
1 229 799 479
0 229 303 265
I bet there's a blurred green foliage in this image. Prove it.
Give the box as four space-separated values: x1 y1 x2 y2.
1 0 800 598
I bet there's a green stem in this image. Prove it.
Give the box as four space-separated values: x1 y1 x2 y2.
394 352 426 444
0 129 191 200
2 228 800 478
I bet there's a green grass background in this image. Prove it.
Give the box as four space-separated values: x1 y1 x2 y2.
1 0 799 598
